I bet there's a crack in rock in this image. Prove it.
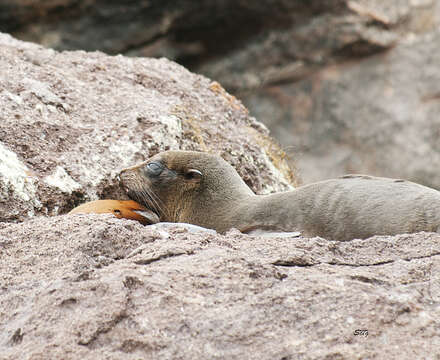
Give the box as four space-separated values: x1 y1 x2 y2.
326 259 396 267
9 328 23 345
133 250 194 265
78 310 128 346
77 279 131 347
349 275 389 286
272 252 440 268
272 258 318 267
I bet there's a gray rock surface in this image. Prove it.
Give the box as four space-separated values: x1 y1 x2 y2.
1 0 402 58
245 30 440 188
1 215 439 359
3 0 434 70
0 33 295 222
1 24 439 359
2 1 439 187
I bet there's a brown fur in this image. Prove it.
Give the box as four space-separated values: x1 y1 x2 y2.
119 151 440 241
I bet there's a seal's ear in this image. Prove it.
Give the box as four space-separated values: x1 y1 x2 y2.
184 169 202 182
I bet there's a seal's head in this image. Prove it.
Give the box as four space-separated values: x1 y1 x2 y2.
118 151 254 229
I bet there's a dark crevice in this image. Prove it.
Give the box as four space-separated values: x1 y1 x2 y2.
272 260 317 267
272 251 440 269
327 259 395 267
78 311 128 346
133 251 190 265
349 275 389 286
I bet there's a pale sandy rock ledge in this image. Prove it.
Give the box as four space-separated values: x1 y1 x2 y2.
1 215 439 359
0 32 295 222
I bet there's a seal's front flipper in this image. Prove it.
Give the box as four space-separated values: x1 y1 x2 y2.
132 209 160 225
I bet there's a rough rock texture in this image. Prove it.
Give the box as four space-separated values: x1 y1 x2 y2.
197 1 440 91
2 0 435 68
1 215 439 359
1 9 439 358
2 1 440 187
0 33 295 223
0 0 396 58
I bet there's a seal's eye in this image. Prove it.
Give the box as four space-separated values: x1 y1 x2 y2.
146 161 163 176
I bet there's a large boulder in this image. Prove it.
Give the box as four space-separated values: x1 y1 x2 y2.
1 215 439 358
0 0 404 57
0 33 295 222
243 30 440 188
3 1 439 187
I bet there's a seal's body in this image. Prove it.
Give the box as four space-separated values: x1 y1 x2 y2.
119 151 440 241
243 175 440 240
69 199 159 225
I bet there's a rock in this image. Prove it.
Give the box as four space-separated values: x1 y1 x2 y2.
3 1 440 189
0 1 397 57
3 1 429 87
3 2 440 188
244 30 440 188
1 215 439 358
3 1 435 66
1 8 439 357
0 33 296 222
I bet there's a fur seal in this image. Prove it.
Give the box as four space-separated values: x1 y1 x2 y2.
119 151 440 241
69 199 159 225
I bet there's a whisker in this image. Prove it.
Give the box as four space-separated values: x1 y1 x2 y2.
127 183 157 214
145 186 170 219
122 174 171 221
140 187 159 214
136 180 169 220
